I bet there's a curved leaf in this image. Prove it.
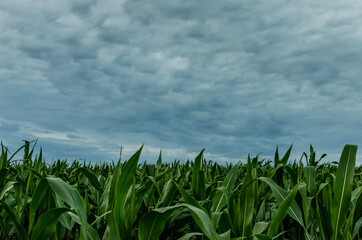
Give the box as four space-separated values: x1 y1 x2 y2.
211 164 238 212
31 208 70 240
78 167 103 192
139 203 221 240
267 184 299 237
259 177 304 227
178 232 203 240
46 177 88 240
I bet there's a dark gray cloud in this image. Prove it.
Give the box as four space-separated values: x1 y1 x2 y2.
1 0 362 165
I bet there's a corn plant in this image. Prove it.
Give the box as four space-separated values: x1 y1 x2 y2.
0 140 361 239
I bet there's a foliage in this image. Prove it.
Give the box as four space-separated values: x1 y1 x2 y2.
0 140 361 240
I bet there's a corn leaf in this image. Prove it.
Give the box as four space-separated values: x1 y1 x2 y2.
331 144 357 240
31 208 70 240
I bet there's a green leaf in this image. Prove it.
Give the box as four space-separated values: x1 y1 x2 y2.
211 164 238 212
236 156 256 239
29 178 49 233
159 179 178 207
212 186 229 213
352 217 362 239
267 184 299 237
139 205 179 240
113 145 143 239
78 167 103 192
211 212 222 229
259 177 305 228
255 234 272 240
331 144 357 240
156 150 162 175
218 210 233 235
88 211 112 229
0 200 29 240
191 149 205 199
178 232 203 240
280 144 293 165
316 184 333 240
303 166 316 194
183 204 222 240
196 169 206 200
87 226 101 240
58 211 74 231
46 177 88 240
0 181 16 199
174 181 206 212
351 186 362 204
219 229 230 240
252 222 269 235
31 208 70 240
274 146 279 167
139 204 221 240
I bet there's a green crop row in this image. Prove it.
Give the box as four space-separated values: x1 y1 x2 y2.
0 140 361 239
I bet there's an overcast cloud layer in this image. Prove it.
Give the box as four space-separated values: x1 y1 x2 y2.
1 0 362 164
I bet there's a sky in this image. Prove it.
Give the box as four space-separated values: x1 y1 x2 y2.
1 0 362 165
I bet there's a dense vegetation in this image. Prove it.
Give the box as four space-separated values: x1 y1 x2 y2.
0 141 361 240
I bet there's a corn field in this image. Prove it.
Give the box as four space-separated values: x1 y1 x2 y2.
0 141 361 240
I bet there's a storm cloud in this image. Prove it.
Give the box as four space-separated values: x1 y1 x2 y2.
1 0 362 164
